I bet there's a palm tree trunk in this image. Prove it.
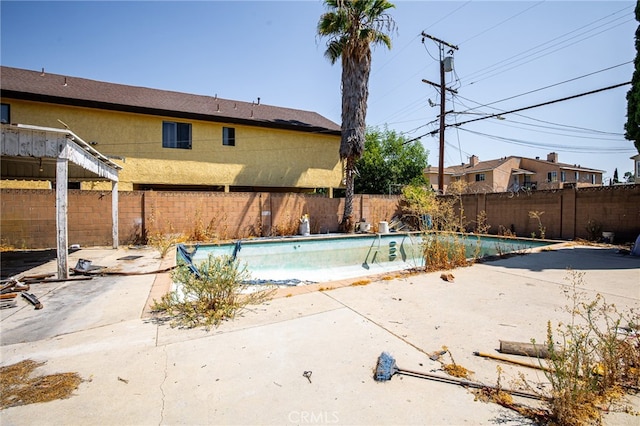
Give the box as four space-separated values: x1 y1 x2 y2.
341 155 356 232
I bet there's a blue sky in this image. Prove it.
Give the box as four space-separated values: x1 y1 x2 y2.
1 1 637 181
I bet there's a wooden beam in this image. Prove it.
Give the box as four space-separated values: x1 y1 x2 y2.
112 180 119 249
56 155 69 280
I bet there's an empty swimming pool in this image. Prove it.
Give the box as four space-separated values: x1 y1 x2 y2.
182 233 553 284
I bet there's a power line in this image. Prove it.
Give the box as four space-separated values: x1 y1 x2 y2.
458 61 633 113
452 93 625 136
404 81 631 143
458 128 635 154
459 4 633 85
457 1 546 46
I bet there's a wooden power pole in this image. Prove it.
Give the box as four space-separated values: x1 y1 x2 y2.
421 32 458 194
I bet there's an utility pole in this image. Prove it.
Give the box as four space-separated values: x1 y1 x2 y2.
421 32 458 194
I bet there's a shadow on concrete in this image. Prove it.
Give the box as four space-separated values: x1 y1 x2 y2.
482 246 640 272
1 249 80 279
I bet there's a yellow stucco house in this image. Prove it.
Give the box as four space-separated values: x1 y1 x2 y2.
1 66 343 194
426 152 604 194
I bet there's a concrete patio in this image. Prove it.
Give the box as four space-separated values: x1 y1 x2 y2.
0 243 639 425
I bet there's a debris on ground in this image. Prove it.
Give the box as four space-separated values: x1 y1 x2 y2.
0 277 35 310
499 340 553 359
473 351 551 372
0 359 82 409
21 292 43 310
440 273 455 282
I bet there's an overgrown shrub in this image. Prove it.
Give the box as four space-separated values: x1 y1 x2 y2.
152 254 274 329
422 232 473 271
401 184 478 270
491 270 640 425
540 270 640 425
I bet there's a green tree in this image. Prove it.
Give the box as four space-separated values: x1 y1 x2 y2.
355 126 428 194
625 1 640 152
318 0 396 231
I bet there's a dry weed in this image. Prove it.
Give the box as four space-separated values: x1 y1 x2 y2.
0 360 82 409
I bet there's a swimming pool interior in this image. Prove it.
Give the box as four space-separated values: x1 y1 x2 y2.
184 233 552 285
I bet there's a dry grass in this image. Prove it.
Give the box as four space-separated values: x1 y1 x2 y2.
350 279 371 287
439 346 473 380
0 360 82 409
482 270 640 425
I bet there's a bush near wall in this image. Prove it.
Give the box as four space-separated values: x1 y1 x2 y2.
1 185 638 249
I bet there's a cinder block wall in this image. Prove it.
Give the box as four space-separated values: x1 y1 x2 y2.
1 185 638 249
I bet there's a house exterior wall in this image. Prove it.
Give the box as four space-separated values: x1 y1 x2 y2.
4 98 343 191
519 158 602 189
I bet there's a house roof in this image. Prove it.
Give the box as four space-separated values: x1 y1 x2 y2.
0 66 341 135
524 156 604 173
447 157 516 176
426 155 603 175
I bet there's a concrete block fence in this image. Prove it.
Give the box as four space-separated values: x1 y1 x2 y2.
1 185 638 249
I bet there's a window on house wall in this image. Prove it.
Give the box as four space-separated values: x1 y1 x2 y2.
223 127 235 146
575 171 579 181
1 103 10 124
547 171 557 182
162 121 192 149
475 173 485 182
591 174 596 184
560 171 566 182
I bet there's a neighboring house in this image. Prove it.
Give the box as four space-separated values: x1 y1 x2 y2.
632 153 640 184
426 152 604 194
0 66 343 194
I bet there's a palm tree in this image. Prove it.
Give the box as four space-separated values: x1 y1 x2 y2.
318 0 395 231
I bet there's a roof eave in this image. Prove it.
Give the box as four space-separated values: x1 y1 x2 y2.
2 89 342 136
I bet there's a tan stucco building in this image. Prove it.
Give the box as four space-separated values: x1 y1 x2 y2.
1 66 343 194
426 152 604 194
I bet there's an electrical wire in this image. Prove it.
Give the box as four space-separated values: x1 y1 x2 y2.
457 128 635 154
453 93 626 136
404 81 631 143
458 61 633 113
477 119 624 142
457 1 546 46
460 6 634 85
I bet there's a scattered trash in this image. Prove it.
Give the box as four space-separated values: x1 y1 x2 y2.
117 376 129 384
499 340 553 359
74 259 93 272
373 351 544 400
440 273 455 282
473 351 551 372
303 371 312 383
0 277 36 309
21 292 43 310
429 350 447 361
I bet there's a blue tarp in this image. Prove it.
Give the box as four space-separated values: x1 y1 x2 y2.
176 244 201 278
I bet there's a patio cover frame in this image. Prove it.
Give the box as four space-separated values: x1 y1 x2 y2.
1 124 122 279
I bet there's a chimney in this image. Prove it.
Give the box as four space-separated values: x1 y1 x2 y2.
547 152 558 163
469 155 479 167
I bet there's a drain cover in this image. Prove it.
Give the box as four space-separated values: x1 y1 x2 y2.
117 255 143 261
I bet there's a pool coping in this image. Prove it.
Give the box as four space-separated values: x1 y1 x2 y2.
142 238 571 318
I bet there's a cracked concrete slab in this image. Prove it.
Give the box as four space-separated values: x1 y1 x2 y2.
0 244 638 425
